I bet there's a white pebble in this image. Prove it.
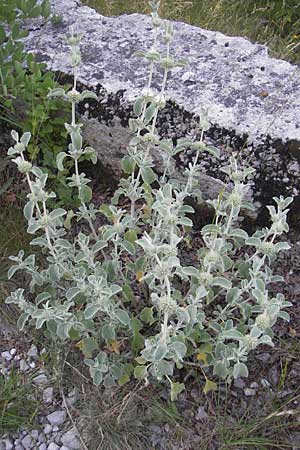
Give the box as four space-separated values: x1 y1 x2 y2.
27 345 38 358
31 429 39 440
19 359 30 372
3 438 13 450
46 410 66 426
43 387 54 404
38 444 47 450
21 434 34 449
44 424 53 435
61 428 81 449
47 443 60 450
33 373 48 385
1 351 12 361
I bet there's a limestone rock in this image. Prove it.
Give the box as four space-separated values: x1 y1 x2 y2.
22 0 300 225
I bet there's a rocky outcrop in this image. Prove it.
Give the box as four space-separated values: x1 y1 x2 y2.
22 0 300 225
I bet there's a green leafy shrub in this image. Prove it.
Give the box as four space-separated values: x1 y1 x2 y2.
0 0 76 206
6 1 293 399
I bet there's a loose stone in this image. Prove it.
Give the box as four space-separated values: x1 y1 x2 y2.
31 429 39 440
19 359 30 371
33 373 48 385
1 351 12 361
27 344 38 358
43 387 54 404
61 428 81 449
38 444 47 450
46 410 67 426
244 388 256 396
3 438 13 450
21 434 34 449
44 424 53 435
47 444 60 450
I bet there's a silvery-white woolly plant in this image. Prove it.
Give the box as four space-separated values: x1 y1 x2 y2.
6 1 293 399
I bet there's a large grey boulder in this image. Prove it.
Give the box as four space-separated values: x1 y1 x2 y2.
23 0 300 225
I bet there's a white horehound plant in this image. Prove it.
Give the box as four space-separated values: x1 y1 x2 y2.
6 1 293 399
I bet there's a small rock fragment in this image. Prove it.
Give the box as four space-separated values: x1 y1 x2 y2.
47 444 60 450
46 410 66 426
27 345 38 358
44 424 53 435
21 434 34 449
3 438 13 450
38 433 46 443
61 428 81 449
31 429 39 440
1 351 12 361
244 388 256 396
19 359 30 372
38 444 47 450
234 378 246 389
195 406 208 421
43 387 54 404
33 373 48 385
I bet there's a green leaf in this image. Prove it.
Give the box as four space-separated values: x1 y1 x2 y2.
93 370 103 386
66 287 81 301
115 308 131 326
274 242 291 252
229 229 249 240
169 341 186 360
122 284 134 303
140 307 155 325
211 277 232 290
121 240 136 255
170 381 185 401
125 229 137 243
99 204 113 220
84 304 100 320
118 374 130 386
64 210 75 229
182 266 199 278
144 102 157 124
23 201 34 221
141 166 156 184
81 337 98 357
133 96 144 116
93 240 107 253
79 185 92 203
222 329 244 340
17 313 29 330
134 365 147 380
121 155 136 174
203 379 217 394
56 152 68 171
153 342 168 362
101 324 116 341
130 318 144 355
213 362 227 379
42 0 51 18
20 132 31 146
49 208 66 220
71 131 82 151
233 362 249 379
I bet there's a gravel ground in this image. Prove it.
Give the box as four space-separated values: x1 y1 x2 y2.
0 343 82 450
